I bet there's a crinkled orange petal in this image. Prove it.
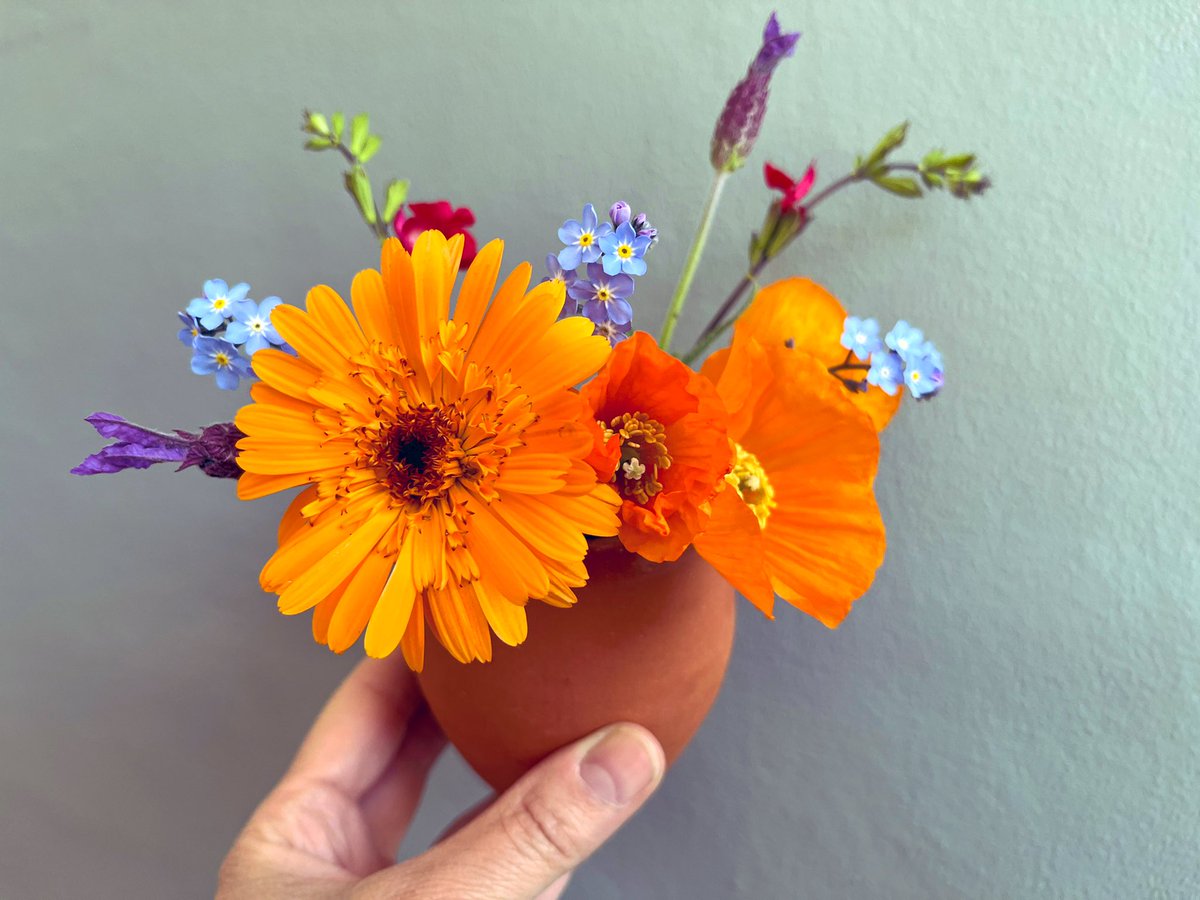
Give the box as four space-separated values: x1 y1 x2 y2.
694 487 776 616
733 278 901 432
731 345 885 626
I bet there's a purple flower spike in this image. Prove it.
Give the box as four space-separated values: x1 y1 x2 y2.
177 422 247 478
711 12 801 172
752 12 801 74
71 413 192 475
72 413 244 479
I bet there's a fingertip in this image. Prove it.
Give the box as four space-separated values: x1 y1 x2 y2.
577 723 665 807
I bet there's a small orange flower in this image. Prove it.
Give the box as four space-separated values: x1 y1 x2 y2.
695 301 886 626
582 332 731 562
706 278 901 432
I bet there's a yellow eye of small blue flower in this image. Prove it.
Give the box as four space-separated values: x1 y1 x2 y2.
578 232 594 247
617 244 633 259
212 297 228 310
214 352 230 366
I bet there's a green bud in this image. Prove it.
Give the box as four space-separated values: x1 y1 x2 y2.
344 167 377 224
304 137 334 151
946 167 992 199
860 121 909 174
330 112 345 143
359 133 382 163
302 109 330 136
872 174 923 198
350 113 370 157
383 179 410 223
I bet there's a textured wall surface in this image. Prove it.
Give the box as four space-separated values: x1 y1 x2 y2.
2 1 1198 897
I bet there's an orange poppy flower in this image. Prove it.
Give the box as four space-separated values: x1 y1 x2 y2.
235 232 620 669
695 332 886 627
582 332 731 563
705 277 901 432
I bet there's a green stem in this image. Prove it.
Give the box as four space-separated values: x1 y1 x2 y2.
333 142 390 242
659 170 730 352
680 161 919 363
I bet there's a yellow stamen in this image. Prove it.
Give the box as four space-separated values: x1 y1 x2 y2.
578 232 594 247
726 442 775 529
617 244 633 259
608 412 671 505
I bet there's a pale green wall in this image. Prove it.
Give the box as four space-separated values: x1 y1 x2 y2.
2 1 1198 897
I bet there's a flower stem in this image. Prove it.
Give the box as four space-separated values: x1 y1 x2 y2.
333 142 390 242
681 163 916 364
660 170 730 353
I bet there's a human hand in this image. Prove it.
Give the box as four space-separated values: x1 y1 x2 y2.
217 654 665 899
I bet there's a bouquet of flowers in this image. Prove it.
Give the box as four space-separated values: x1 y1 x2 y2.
74 12 987 787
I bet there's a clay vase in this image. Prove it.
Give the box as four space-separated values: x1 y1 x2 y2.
417 538 737 791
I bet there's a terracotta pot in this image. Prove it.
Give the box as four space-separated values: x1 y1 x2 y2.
417 538 736 791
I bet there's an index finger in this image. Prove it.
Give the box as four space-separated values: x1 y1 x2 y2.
284 653 426 798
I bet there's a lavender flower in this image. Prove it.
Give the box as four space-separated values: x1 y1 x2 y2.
710 13 801 172
185 279 250 330
557 204 612 269
177 422 246 478
569 263 635 326
840 316 883 361
190 336 254 390
71 413 245 479
866 351 904 396
177 311 203 347
593 319 631 346
598 222 650 277
226 296 285 355
631 213 659 247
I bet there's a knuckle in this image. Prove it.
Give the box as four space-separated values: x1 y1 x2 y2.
502 790 580 866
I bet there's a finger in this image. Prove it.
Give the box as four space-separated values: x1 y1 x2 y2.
365 723 664 899
535 873 572 900
359 704 448 856
284 654 424 798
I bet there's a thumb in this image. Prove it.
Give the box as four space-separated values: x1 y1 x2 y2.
370 723 665 899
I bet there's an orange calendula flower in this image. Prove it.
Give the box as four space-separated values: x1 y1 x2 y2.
695 313 887 626
705 277 902 432
235 232 620 669
582 332 731 562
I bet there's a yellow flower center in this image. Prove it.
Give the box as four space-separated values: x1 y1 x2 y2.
617 244 633 259
212 297 228 311
578 232 594 247
726 442 775 529
910 371 921 382
251 321 264 332
606 411 671 505
214 351 231 367
596 287 612 301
